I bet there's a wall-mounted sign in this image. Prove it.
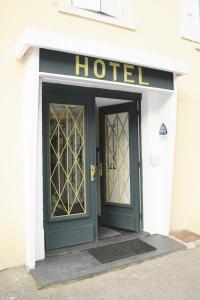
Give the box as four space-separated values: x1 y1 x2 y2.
40 49 174 90
159 123 168 135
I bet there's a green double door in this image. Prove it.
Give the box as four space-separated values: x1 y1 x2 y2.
43 84 141 250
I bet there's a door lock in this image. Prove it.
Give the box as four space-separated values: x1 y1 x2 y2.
90 165 96 182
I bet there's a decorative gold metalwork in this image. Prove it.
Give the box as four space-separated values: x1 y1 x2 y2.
105 112 131 205
49 103 86 217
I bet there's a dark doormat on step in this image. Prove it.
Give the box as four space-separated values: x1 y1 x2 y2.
88 238 156 264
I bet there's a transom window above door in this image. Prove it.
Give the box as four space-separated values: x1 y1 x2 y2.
58 0 136 30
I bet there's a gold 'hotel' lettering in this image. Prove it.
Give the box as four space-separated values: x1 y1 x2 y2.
75 55 149 86
124 64 135 84
109 62 120 81
138 66 149 86
75 55 89 77
94 59 106 79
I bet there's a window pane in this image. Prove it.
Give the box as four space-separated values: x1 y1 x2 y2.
105 111 130 205
49 103 86 217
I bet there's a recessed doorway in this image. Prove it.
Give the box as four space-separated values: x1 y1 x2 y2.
42 83 141 251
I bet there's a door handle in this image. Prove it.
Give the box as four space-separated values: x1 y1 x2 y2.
90 165 96 182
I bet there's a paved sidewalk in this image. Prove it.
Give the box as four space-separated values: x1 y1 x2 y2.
1 246 200 300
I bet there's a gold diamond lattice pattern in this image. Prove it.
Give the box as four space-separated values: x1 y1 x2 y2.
105 112 131 205
49 103 86 218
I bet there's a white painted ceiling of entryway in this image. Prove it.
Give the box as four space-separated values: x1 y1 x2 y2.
95 97 132 107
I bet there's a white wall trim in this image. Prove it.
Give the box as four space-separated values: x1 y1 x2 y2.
141 74 177 235
23 48 42 269
39 72 174 94
15 27 188 74
35 80 45 261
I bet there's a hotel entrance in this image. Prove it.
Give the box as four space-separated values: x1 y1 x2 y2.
15 30 178 268
43 83 141 250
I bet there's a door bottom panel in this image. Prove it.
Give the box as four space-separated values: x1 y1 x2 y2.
45 224 95 250
100 210 140 232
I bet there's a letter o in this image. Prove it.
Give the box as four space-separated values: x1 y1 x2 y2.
94 59 106 79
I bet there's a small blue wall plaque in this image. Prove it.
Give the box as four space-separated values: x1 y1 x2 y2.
159 123 168 135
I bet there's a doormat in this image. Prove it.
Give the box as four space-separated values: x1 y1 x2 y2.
88 238 156 264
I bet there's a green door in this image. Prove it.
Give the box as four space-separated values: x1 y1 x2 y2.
99 102 140 232
43 84 97 250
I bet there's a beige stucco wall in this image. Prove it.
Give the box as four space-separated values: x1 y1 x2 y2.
1 0 200 270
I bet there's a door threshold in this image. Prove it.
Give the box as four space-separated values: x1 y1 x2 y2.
46 230 148 258
31 234 185 287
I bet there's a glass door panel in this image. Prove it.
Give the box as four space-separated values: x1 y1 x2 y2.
49 103 86 218
105 111 131 205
